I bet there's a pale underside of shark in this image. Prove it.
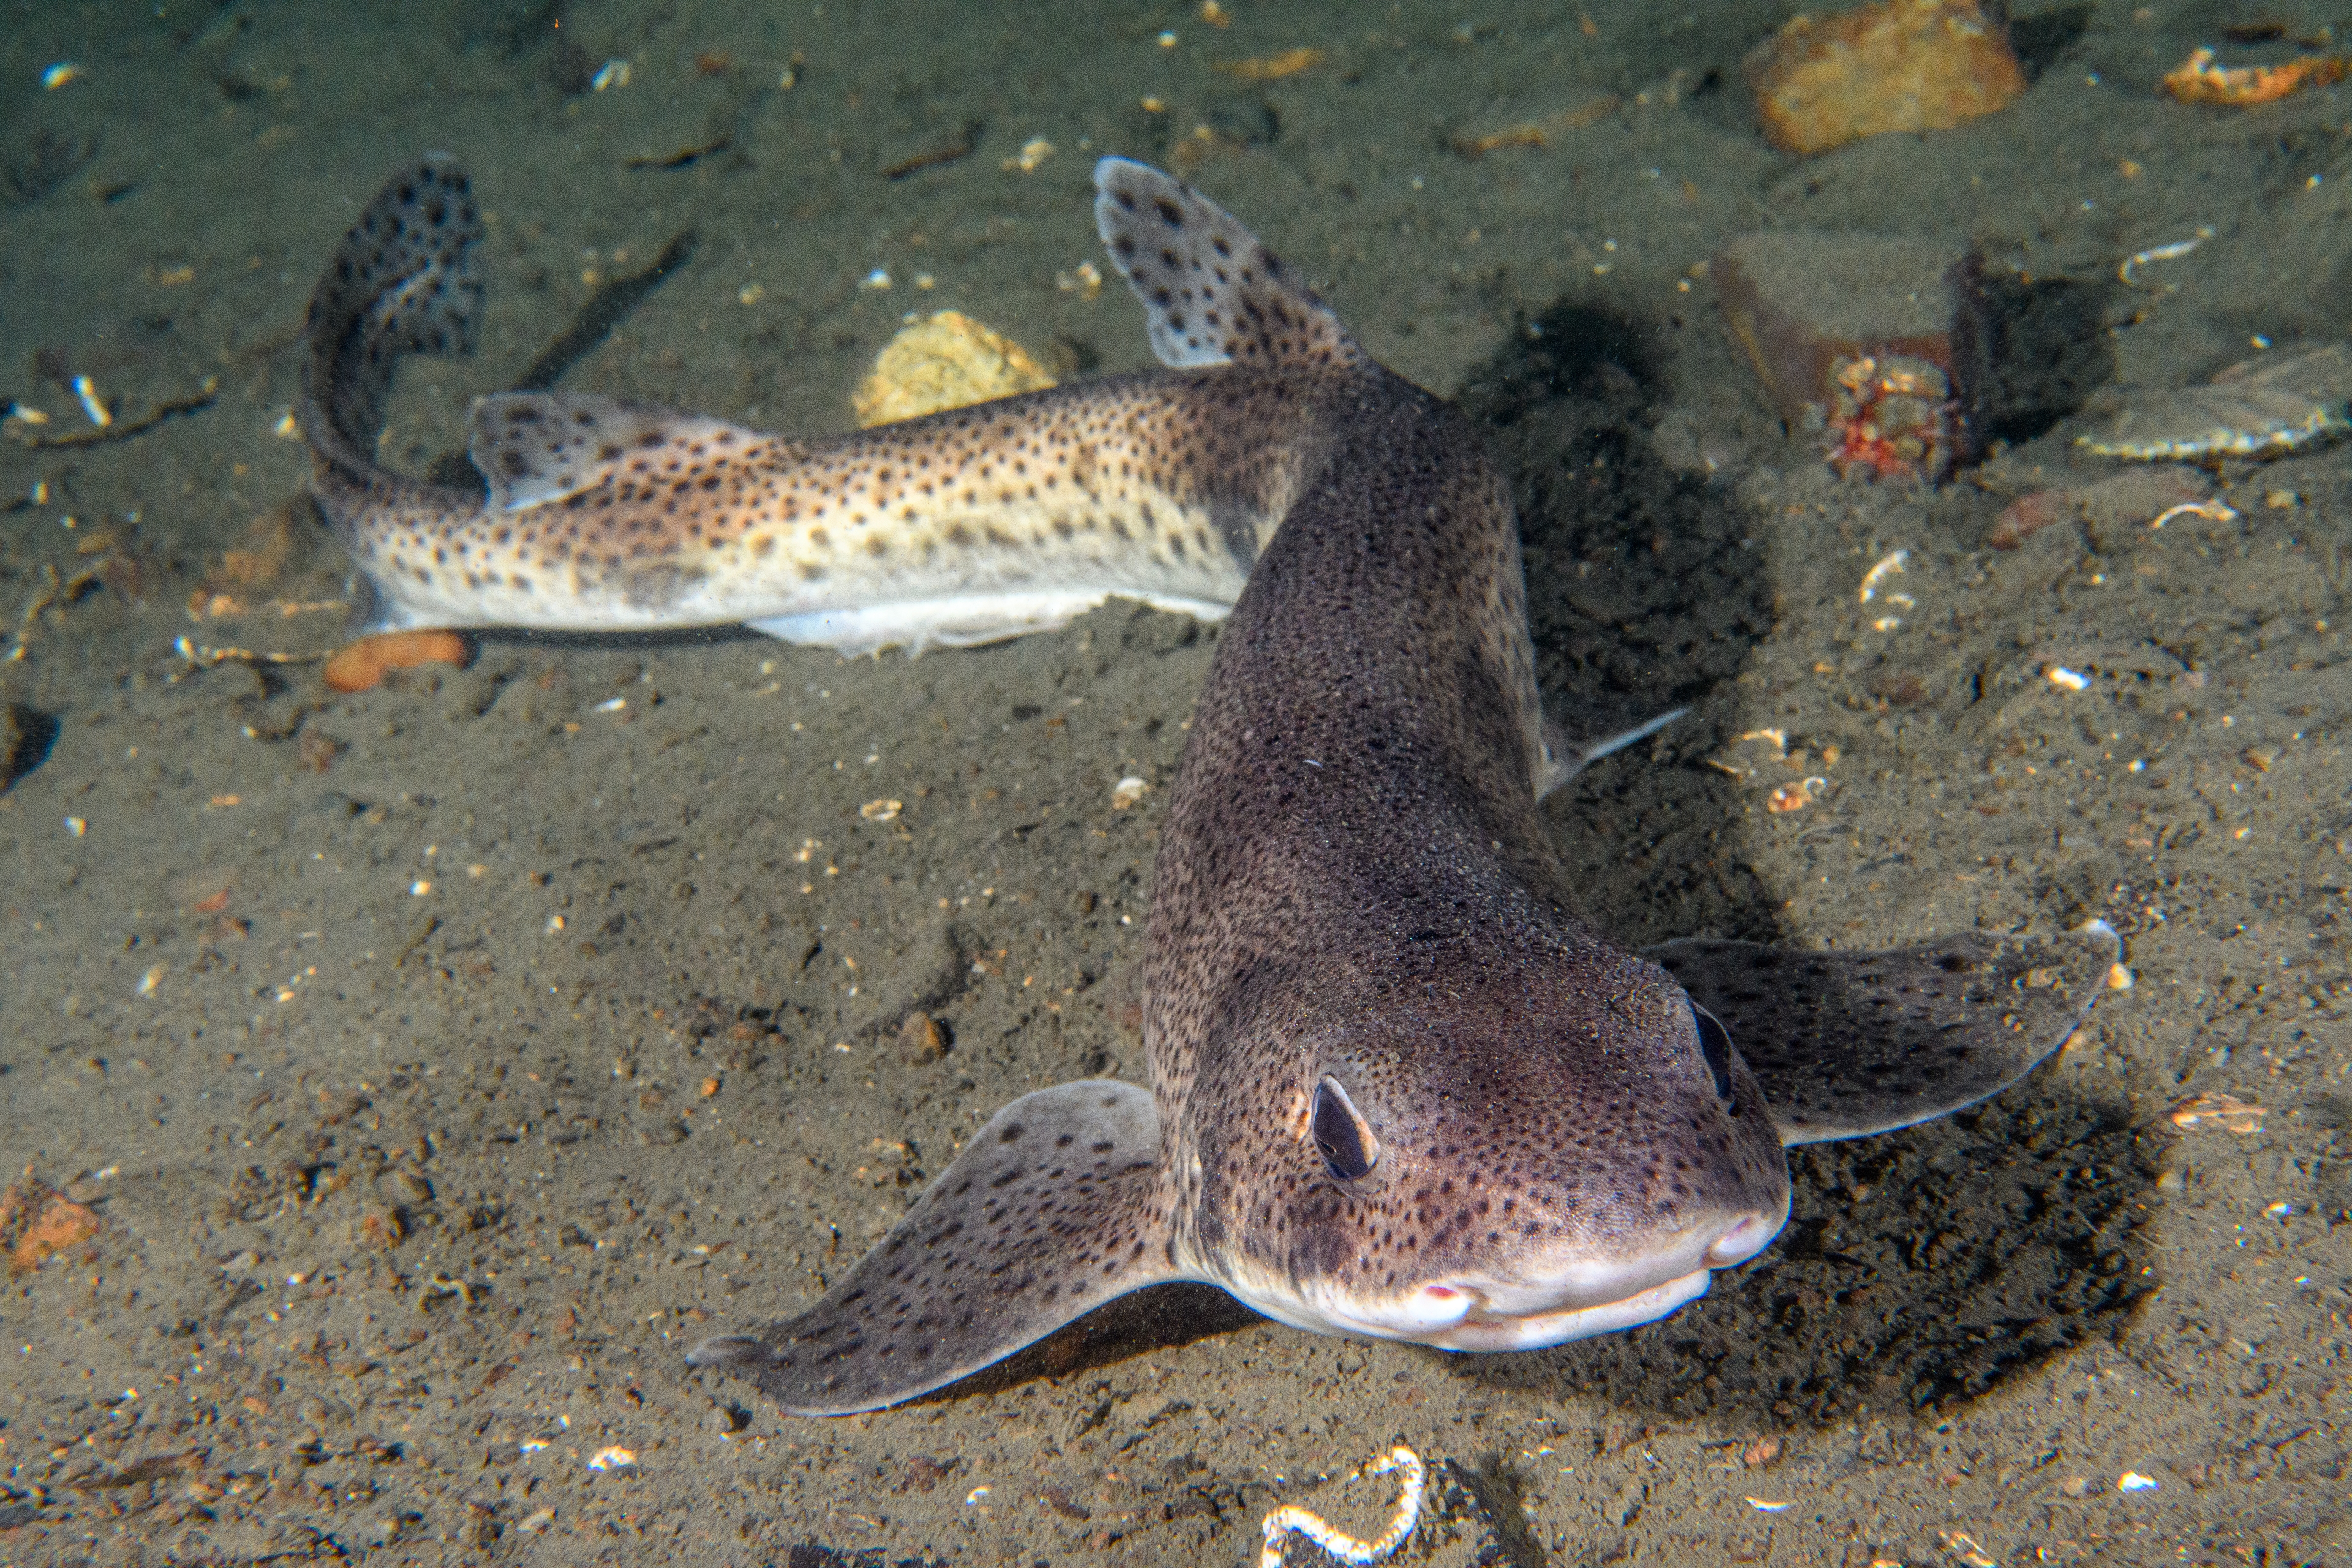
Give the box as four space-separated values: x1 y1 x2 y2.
302 156 2121 1416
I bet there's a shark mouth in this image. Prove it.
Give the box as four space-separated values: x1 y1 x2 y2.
1252 1209 1786 1353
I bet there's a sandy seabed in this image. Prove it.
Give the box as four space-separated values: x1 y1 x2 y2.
0 2 2344 1563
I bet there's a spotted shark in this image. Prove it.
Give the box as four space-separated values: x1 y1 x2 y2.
303 157 2119 1415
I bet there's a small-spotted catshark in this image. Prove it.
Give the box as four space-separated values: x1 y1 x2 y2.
305 158 2118 1414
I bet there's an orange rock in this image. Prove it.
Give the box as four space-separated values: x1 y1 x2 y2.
324 629 471 693
13 1197 99 1271
1747 0 2026 156
0 1168 100 1274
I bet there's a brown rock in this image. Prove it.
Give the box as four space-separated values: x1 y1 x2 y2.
1717 232 1961 419
898 1010 948 1064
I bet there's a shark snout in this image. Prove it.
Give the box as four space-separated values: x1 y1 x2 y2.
1264 1200 1791 1353
1417 1203 1786 1351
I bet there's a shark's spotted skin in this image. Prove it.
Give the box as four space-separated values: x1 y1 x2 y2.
296 156 2120 1415
301 162 1333 654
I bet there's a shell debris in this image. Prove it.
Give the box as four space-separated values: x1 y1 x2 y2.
1110 776 1149 809
72 376 110 428
1859 548 1914 629
2167 1092 2265 1134
1858 548 1909 600
1939 1530 2001 1567
1214 48 1323 83
2162 46 2348 107
1002 136 1055 173
1258 1444 1424 1568
2118 230 2210 288
2077 344 2352 463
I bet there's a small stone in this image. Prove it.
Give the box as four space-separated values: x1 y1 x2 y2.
375 1170 433 1207
898 1010 947 1064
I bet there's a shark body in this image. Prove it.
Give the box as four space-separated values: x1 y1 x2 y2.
302 157 2118 1415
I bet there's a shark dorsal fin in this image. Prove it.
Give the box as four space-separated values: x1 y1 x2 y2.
465 392 769 512
1094 157 1362 372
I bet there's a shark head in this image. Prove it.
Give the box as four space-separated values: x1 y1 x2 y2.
1195 947 1791 1351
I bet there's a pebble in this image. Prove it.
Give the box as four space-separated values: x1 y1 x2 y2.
898 1010 948 1064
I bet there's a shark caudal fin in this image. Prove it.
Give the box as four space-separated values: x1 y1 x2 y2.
300 158 485 482
1646 922 2121 1145
1094 157 1363 372
688 1081 1188 1415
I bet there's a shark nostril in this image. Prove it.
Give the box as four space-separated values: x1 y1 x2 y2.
1707 1214 1775 1267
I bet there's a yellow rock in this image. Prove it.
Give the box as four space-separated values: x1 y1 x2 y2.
1746 0 2025 157
852 310 1056 428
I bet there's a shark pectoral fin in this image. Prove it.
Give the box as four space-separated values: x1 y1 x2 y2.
1645 921 2121 1146
1537 708 1688 798
687 1080 1184 1416
1093 157 1363 372
465 392 767 511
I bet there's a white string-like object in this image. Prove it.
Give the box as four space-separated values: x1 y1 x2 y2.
1258 1445 1426 1568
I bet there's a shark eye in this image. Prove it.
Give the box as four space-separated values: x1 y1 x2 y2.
1690 1002 1740 1113
1309 1077 1378 1181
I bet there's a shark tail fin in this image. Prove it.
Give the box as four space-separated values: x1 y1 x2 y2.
299 157 485 482
1093 157 1362 373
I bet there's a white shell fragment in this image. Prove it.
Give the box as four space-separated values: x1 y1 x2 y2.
2078 344 2352 462
1258 1445 1426 1568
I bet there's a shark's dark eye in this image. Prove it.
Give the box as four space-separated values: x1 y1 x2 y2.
1690 1003 1739 1114
1310 1077 1378 1181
